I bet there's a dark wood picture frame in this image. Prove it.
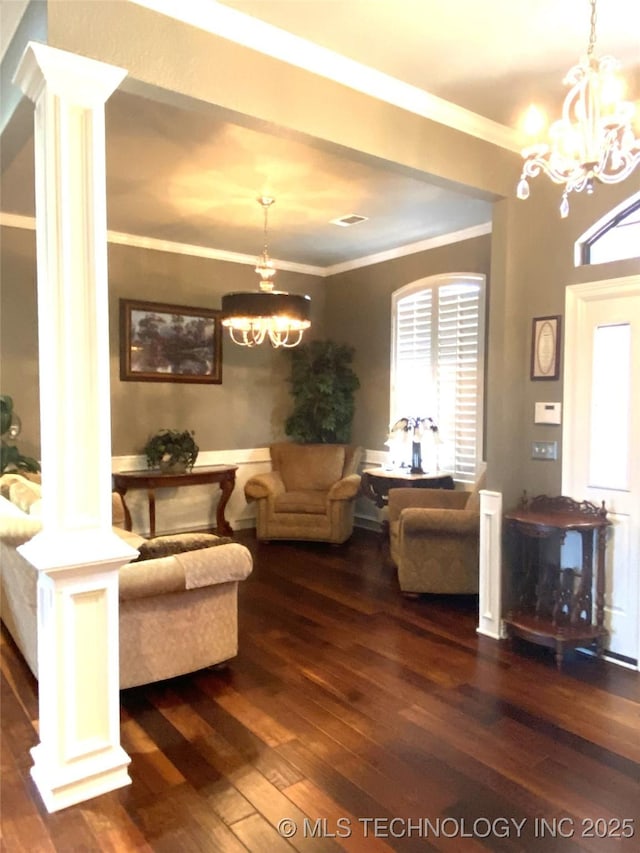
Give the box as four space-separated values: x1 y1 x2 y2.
530 315 561 381
119 299 222 384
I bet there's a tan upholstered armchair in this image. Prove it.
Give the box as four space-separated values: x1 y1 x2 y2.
388 471 485 595
245 442 363 544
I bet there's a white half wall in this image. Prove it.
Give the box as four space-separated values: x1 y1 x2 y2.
477 489 504 640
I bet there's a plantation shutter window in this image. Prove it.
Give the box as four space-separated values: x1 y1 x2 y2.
394 289 433 416
391 275 485 483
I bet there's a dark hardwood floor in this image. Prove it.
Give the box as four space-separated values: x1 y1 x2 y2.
2 528 639 852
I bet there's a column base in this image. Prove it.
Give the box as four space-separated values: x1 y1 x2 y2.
476 623 507 641
30 743 131 813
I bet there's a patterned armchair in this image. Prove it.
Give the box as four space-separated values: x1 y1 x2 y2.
388 471 485 595
244 442 363 544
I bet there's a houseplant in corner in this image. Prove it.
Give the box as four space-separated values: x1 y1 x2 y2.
285 339 360 444
144 428 199 473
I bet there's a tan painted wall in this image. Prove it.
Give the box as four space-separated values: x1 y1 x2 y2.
3 174 639 502
324 175 640 509
108 244 325 455
0 226 40 462
324 234 492 454
488 177 640 507
0 226 325 457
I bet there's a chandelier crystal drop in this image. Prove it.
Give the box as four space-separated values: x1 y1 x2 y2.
221 196 311 348
517 0 640 218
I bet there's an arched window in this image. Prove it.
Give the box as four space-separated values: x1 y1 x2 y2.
391 274 486 483
581 197 640 265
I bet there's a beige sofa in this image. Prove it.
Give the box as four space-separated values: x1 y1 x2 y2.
0 473 253 689
245 442 363 544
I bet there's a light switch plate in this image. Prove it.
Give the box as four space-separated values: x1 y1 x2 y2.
534 402 562 424
532 440 558 460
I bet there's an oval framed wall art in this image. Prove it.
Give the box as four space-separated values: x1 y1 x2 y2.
531 315 561 380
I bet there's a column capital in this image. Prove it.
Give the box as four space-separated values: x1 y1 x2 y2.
13 41 127 106
19 529 138 575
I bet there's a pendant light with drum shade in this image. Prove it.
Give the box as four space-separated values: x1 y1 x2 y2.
221 197 311 348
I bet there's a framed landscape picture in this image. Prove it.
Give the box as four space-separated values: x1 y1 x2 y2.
120 299 222 383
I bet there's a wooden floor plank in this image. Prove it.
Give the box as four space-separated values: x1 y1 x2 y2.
0 757 57 853
283 778 397 853
229 811 294 853
78 796 154 853
120 712 187 792
244 683 457 816
212 685 297 748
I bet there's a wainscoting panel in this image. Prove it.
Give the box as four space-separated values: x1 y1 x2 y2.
113 447 387 536
112 449 271 536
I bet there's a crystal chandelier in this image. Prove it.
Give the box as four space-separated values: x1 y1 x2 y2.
221 197 311 348
517 0 640 218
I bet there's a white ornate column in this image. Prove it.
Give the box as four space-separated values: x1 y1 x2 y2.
13 42 134 813
477 489 504 640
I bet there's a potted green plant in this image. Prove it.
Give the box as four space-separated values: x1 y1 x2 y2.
0 395 40 475
144 429 199 473
285 339 360 444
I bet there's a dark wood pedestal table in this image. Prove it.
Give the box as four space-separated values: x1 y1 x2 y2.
360 467 455 538
503 494 610 670
360 467 455 509
112 464 238 538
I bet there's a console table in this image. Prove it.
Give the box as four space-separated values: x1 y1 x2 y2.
503 494 610 670
360 467 454 509
112 465 237 538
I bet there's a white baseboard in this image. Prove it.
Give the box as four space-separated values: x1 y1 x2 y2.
354 515 384 533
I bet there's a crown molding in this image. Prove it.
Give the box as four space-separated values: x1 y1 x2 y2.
0 212 324 276
0 212 36 231
1 212 493 276
131 0 521 153
105 229 324 276
324 222 493 276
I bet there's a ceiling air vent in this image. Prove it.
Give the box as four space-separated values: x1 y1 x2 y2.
330 213 368 227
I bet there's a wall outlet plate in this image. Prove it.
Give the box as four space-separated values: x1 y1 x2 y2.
531 440 558 460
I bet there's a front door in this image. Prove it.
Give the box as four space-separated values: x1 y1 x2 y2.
563 275 640 667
